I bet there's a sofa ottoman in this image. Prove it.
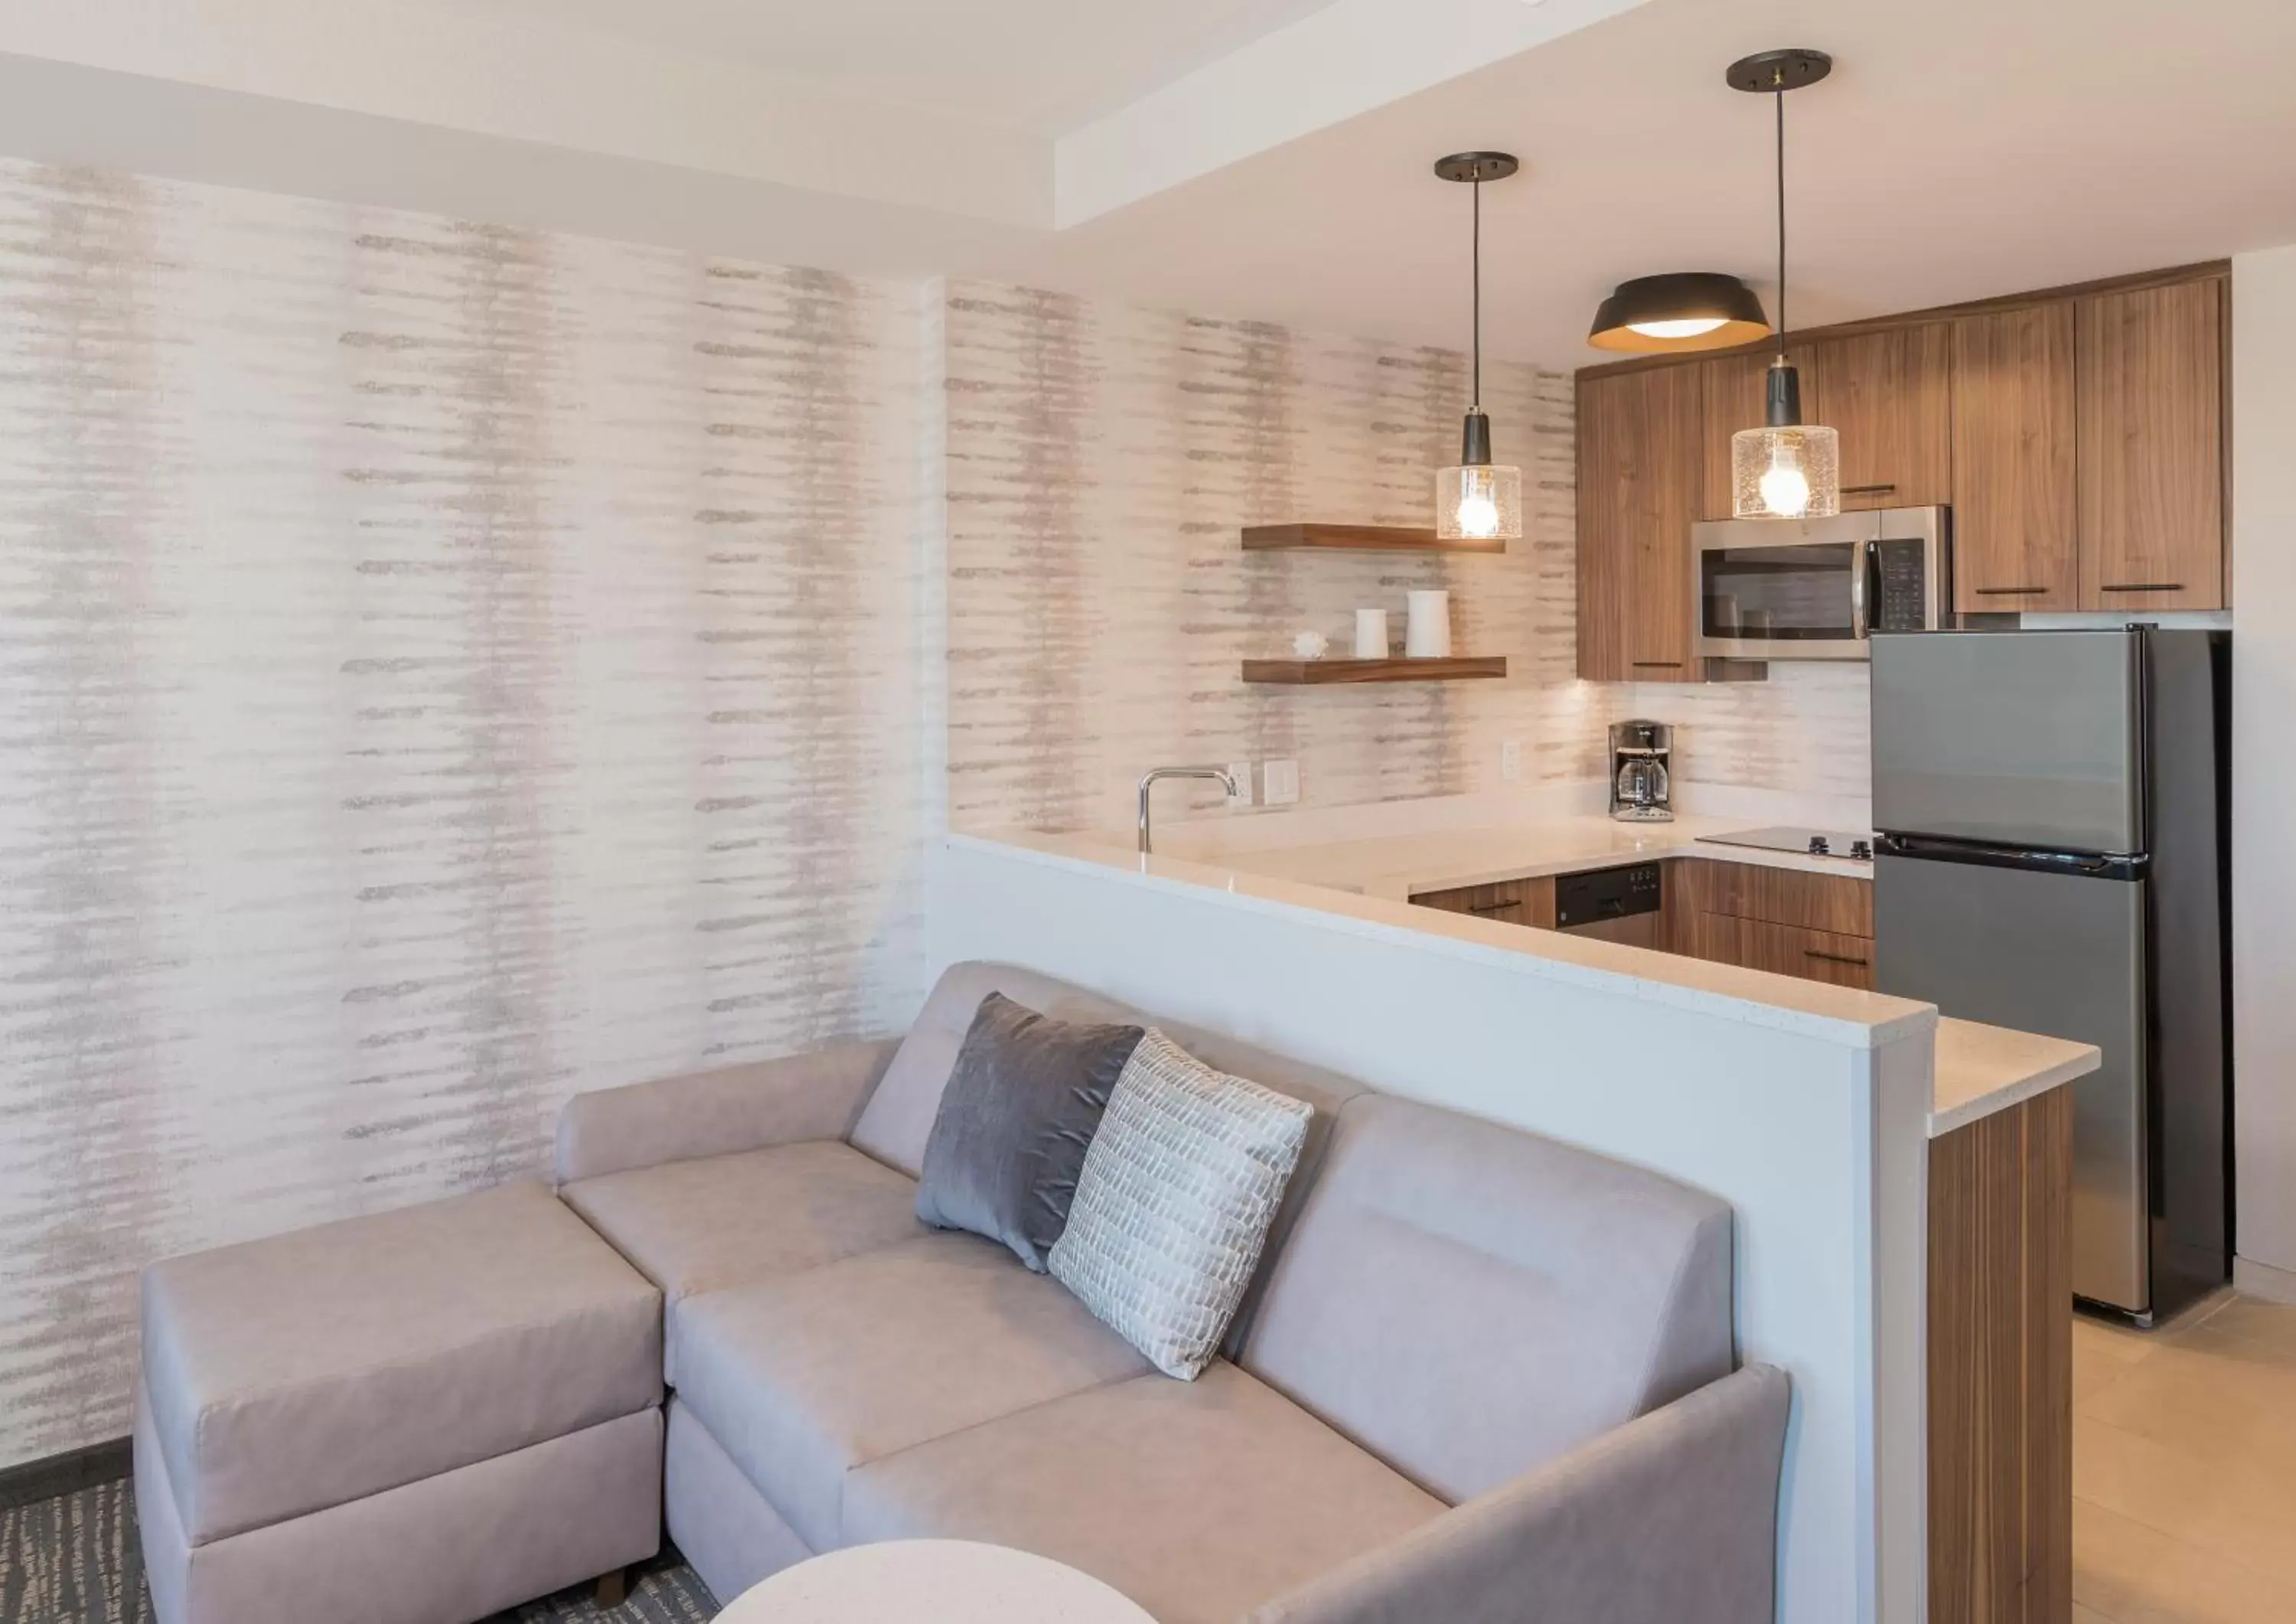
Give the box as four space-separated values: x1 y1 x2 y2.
135 1181 665 1624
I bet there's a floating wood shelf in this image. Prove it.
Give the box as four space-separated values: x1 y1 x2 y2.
1241 523 1504 555
1242 657 1508 685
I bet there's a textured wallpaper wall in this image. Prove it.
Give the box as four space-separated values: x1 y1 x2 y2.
0 162 927 1466
941 281 1606 836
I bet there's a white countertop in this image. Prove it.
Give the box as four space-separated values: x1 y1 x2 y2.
1020 811 2098 1138
1930 1018 2101 1137
1215 813 1873 902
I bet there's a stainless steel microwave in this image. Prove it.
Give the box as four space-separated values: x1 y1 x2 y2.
1692 505 1952 661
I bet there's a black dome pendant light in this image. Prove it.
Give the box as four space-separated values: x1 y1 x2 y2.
1726 47 1840 519
1587 272 1770 354
1433 151 1522 543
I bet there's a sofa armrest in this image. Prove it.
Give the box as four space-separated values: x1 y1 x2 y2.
1242 1362 1791 1624
554 1037 904 1184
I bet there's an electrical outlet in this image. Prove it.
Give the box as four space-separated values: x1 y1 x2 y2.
1500 740 1522 782
1227 761 1254 807
1263 758 1300 807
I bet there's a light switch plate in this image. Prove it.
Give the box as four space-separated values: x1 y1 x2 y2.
1264 758 1300 806
1227 761 1254 807
1500 740 1522 782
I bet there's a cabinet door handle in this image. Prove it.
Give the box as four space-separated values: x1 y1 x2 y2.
1805 948 1870 967
1972 585 2049 595
1841 482 1897 496
2099 582 2185 593
1631 660 1685 668
1467 900 1520 916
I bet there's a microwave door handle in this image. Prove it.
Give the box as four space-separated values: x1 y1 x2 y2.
1851 538 1871 640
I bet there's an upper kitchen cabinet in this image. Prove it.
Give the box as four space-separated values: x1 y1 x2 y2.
1577 364 1703 683
1805 321 1954 510
1951 302 2079 612
1698 349 1776 522
2076 278 2227 611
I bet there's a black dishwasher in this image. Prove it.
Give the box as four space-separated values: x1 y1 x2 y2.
1554 862 1662 931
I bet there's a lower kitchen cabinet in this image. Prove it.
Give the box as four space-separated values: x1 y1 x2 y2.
1928 1087 2074 1624
1411 876 1557 929
1691 914 1876 990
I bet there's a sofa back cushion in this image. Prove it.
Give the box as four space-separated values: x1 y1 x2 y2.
1236 1092 1733 1505
853 962 1365 1349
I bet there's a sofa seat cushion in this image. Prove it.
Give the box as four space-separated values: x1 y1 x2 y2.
670 1231 1150 1550
840 1360 1446 1624
561 1140 925 1378
139 1181 660 1546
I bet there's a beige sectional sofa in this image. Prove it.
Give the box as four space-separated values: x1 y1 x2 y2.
135 957 1788 1624
557 961 1792 1623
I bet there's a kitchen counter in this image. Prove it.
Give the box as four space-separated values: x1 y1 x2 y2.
1032 814 2098 1139
1214 813 1873 902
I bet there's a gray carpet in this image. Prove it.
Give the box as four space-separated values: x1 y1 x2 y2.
0 1478 721 1624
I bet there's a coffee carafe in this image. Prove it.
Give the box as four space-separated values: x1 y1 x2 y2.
1609 720 1673 823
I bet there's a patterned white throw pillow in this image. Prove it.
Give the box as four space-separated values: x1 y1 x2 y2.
1048 1027 1314 1380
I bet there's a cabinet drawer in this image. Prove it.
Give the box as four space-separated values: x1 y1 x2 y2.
1673 858 1872 938
1411 876 1557 929
1695 915 1877 990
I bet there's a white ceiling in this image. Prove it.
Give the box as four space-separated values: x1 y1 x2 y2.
1001 0 2296 362
5 0 2296 369
439 0 1345 135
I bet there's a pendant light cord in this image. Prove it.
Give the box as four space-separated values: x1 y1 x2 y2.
1471 174 1482 409
1773 86 1787 359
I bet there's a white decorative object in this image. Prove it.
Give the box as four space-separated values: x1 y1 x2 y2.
1290 630 1329 660
1352 608 1390 660
719 1539 1156 1623
1405 590 1453 658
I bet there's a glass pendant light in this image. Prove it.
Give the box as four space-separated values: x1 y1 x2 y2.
1433 152 1521 543
1727 49 1839 520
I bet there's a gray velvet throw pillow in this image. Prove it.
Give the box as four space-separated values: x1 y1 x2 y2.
915 993 1146 1272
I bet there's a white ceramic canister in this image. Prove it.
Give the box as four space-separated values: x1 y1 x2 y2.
1404 590 1452 658
1352 608 1391 660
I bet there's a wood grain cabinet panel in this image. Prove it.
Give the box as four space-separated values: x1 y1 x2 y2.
1928 1086 2073 1624
2076 279 2226 611
1673 858 1873 938
1807 322 1954 510
1692 915 1876 990
1699 349 1777 521
1411 876 1557 929
1577 367 1704 683
1952 304 2079 612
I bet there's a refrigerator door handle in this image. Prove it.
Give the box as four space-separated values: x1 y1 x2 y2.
1874 831 2148 879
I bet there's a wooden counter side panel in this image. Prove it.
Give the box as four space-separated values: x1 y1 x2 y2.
1927 1089 2073 1624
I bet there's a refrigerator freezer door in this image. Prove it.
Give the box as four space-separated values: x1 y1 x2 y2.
1871 629 2144 854
1874 853 2150 1313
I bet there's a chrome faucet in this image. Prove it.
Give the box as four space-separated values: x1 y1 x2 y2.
1137 765 1239 856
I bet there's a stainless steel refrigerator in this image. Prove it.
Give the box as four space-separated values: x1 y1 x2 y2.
1870 627 2231 1322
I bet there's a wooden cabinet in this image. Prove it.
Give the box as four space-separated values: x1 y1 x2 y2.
1577 366 1703 683
2076 279 2226 611
1952 303 2079 612
1929 1088 2073 1624
1671 858 1876 990
1806 321 1954 510
1575 263 2233 657
1699 349 1777 521
1411 876 1557 929
1691 915 1876 989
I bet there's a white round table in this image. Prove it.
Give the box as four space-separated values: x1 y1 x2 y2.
718 1540 1158 1623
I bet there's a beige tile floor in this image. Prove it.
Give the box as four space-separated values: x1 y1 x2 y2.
2073 1289 2296 1623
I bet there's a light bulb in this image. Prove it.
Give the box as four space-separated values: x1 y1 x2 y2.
1455 491 1500 540
1626 316 1729 340
1759 451 1811 519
